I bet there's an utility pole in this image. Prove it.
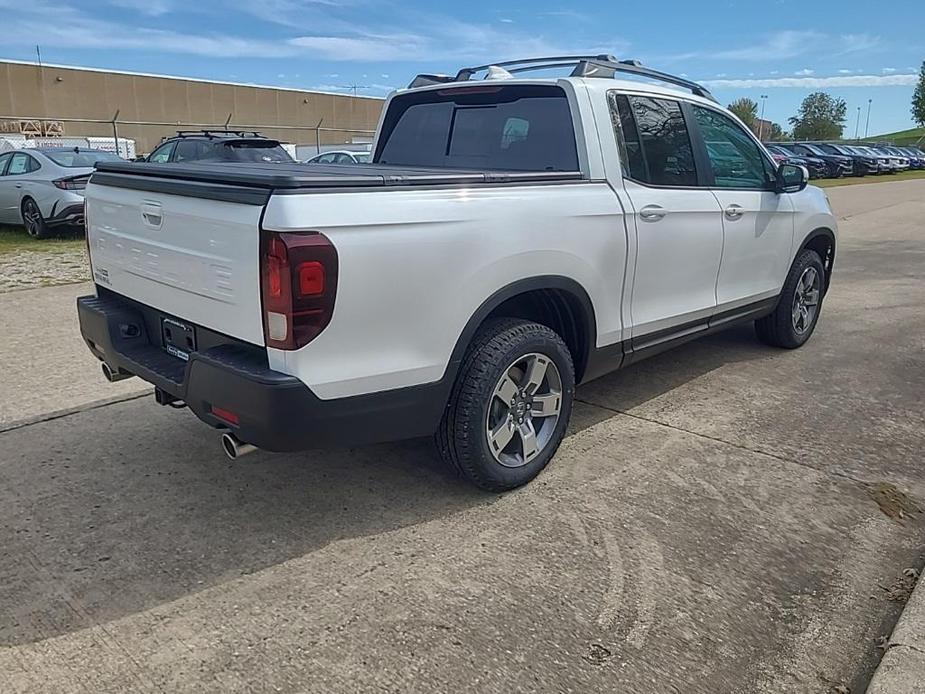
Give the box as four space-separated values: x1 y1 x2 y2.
854 106 861 140
35 45 42 68
758 94 768 140
864 99 873 139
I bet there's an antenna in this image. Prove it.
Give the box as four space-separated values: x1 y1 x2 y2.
339 84 370 97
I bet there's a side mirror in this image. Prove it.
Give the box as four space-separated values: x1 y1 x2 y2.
776 163 808 193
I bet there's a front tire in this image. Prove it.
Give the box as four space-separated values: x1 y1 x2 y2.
436 318 575 492
22 198 51 239
755 249 825 349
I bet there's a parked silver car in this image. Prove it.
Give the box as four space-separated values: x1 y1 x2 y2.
0 147 122 238
304 150 371 164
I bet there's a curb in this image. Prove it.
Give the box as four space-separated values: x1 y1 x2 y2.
866 568 925 693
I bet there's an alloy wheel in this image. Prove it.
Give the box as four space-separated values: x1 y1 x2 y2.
792 266 821 335
23 200 42 237
485 352 562 468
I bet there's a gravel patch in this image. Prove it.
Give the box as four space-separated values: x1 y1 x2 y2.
0 248 90 292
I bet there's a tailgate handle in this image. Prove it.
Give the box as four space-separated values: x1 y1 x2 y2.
140 202 163 229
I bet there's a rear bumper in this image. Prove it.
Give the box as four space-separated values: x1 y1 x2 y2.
77 290 447 451
47 202 85 227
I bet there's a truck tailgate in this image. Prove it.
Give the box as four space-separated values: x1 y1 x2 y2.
85 180 265 346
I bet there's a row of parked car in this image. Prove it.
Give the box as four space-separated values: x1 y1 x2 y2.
6 127 922 240
764 142 925 179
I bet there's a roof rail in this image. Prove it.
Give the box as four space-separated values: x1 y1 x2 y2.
173 129 265 138
407 55 717 103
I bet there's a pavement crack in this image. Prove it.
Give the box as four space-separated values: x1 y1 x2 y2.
888 642 925 655
0 391 150 435
574 397 872 487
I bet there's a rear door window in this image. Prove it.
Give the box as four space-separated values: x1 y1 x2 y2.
0 152 11 175
174 139 208 162
7 153 34 175
376 85 579 172
609 93 698 186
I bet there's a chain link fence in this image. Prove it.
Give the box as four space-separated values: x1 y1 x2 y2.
0 114 376 160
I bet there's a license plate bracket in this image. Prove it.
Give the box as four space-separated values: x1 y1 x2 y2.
161 317 197 362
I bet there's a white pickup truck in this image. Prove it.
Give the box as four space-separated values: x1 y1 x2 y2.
78 56 837 491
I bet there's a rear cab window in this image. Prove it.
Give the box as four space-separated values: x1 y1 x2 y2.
608 93 697 186
375 84 579 172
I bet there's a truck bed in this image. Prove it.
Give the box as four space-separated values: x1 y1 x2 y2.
92 161 584 202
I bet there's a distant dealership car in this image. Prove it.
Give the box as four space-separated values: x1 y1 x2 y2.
0 147 122 238
847 146 892 173
304 150 371 164
764 145 827 178
814 143 879 175
778 143 852 177
899 147 925 169
146 131 294 164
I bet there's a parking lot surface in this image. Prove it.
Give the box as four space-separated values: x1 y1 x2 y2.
1 181 924 693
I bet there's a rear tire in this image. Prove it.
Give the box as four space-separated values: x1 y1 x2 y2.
22 198 51 239
435 318 575 492
755 249 825 349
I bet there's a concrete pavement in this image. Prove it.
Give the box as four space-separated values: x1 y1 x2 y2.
1 180 924 693
0 282 148 430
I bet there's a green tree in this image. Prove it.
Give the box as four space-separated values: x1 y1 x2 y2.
766 122 790 141
788 92 847 140
912 61 925 127
728 97 759 129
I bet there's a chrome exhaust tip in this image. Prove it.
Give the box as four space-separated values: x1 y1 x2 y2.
221 432 257 460
101 362 133 382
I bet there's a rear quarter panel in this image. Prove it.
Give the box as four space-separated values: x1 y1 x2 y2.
263 183 627 399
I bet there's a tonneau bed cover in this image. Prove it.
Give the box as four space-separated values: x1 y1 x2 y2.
92 161 584 192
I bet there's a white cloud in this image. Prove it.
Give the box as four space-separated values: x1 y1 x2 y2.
882 67 897 73
702 73 918 89
837 69 854 74
794 68 814 76
499 18 514 23
108 0 174 15
1 0 628 65
659 30 880 64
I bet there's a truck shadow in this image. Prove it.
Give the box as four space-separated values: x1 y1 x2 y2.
1 325 768 648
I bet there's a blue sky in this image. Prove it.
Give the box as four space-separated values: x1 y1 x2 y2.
1 0 923 135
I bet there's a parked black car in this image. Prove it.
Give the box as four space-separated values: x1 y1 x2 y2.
145 130 295 164
778 143 852 177
813 143 879 175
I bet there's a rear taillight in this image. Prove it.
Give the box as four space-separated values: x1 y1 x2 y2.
260 231 338 350
53 178 81 190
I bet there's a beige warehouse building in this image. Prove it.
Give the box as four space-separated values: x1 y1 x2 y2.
0 59 385 154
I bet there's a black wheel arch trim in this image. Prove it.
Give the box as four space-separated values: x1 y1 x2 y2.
441 275 599 387
797 226 836 292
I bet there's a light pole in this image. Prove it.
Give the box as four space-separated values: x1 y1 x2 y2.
758 94 768 140
865 99 873 139
854 106 861 140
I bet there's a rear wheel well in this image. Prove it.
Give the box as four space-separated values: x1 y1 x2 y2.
801 229 835 292
484 288 591 382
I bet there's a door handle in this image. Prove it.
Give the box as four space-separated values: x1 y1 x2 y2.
724 204 744 220
15 183 22 188
639 205 667 221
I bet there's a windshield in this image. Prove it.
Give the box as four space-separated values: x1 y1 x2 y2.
801 144 827 156
42 149 122 167
224 141 293 163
